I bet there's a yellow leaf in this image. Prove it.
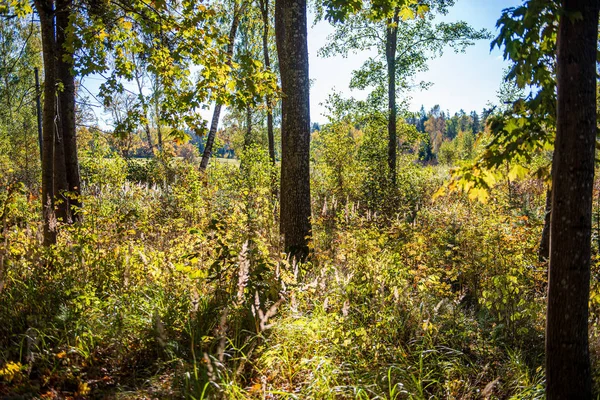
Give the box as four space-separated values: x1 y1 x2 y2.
249 383 262 393
507 164 528 181
0 362 22 382
77 382 91 396
97 30 108 41
467 187 489 203
398 7 415 21
432 185 446 201
416 4 430 17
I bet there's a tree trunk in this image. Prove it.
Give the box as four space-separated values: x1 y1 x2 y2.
546 1 599 398
35 0 58 246
200 103 222 169
52 2 68 223
53 96 68 223
275 0 311 260
35 68 43 163
244 105 252 151
385 10 399 186
260 0 276 165
199 3 245 170
134 68 155 156
538 187 551 262
154 84 163 152
57 0 81 222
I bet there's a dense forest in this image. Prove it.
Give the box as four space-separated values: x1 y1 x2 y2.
0 0 598 398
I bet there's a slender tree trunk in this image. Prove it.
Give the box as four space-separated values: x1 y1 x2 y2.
385 10 399 186
266 101 275 162
35 0 57 246
154 87 163 152
35 68 43 163
56 0 81 222
240 105 253 171
275 0 311 260
156 120 163 151
134 68 155 156
260 0 275 165
538 187 551 262
244 105 252 151
546 1 599 398
200 104 222 169
199 4 246 170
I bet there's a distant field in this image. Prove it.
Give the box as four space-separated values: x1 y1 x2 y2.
215 157 240 165
125 156 240 166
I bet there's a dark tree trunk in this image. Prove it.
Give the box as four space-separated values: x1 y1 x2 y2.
52 1 68 223
275 0 311 260
53 82 68 223
538 188 551 262
200 103 222 170
35 68 43 163
546 1 599 398
385 10 399 186
266 99 275 163
199 4 245 170
56 0 81 222
35 0 58 246
259 0 275 165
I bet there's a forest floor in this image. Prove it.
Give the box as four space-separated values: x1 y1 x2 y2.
1 154 599 399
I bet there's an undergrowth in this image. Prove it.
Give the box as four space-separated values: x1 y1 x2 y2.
0 146 596 399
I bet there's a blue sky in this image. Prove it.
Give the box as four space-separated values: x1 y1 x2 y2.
308 0 523 123
84 0 523 128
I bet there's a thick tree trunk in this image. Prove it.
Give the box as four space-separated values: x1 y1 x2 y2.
35 0 58 246
385 10 399 186
52 1 68 223
545 1 599 398
199 4 245 170
53 89 68 223
275 0 311 260
538 188 551 262
57 0 81 222
260 0 276 165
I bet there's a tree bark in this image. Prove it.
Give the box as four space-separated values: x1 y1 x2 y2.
385 10 399 186
199 3 246 170
259 0 276 165
35 68 43 164
53 67 68 223
546 1 599 398
52 3 68 223
35 0 58 246
57 0 81 222
275 0 311 260
200 103 222 170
